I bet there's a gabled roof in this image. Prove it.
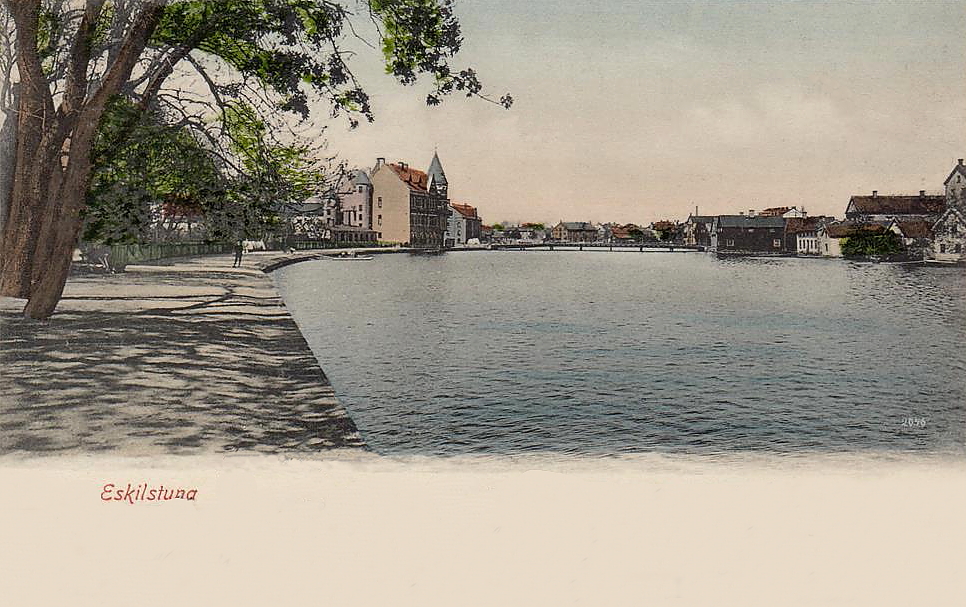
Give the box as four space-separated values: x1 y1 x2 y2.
451 202 478 219
559 221 595 231
611 225 637 239
944 160 966 185
784 217 818 233
821 221 889 238
687 215 715 223
293 196 337 215
932 206 966 229
785 216 834 233
847 195 945 215
389 163 429 192
427 152 447 187
715 215 786 229
758 206 792 217
351 169 371 187
890 219 933 239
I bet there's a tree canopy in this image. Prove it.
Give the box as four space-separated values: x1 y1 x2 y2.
0 0 511 318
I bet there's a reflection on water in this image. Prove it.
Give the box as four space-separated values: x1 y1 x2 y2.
276 252 966 456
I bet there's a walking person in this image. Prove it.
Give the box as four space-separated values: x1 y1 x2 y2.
232 240 244 267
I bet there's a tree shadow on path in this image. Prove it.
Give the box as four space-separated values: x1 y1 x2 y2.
0 269 364 455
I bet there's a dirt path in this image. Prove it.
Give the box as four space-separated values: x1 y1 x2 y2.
0 251 366 455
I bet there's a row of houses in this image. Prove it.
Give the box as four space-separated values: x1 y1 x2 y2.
669 159 966 262
312 156 966 261
291 152 482 248
147 154 965 262
146 151 484 249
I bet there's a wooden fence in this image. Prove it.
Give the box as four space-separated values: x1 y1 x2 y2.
106 242 233 268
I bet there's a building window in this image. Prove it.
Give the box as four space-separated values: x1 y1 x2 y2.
773 239 781 248
377 197 382 208
377 215 382 226
726 239 735 247
940 244 946 253
956 244 962 254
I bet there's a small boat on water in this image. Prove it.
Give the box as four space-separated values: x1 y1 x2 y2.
323 253 374 261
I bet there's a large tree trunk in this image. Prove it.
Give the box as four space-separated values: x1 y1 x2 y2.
22 118 100 319
0 85 17 232
22 183 87 319
0 4 56 300
0 0 164 318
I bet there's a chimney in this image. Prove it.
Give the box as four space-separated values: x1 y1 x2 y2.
872 190 877 197
920 190 926 197
959 159 964 166
748 209 756 217
398 161 407 169
739 211 744 216
376 157 385 168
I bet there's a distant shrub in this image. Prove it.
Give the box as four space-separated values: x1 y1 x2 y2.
841 231 904 256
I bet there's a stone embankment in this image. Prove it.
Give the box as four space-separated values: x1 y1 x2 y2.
0 250 369 455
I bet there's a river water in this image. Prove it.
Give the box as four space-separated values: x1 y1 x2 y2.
275 251 966 457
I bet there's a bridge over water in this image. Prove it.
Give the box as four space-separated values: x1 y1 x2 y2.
489 242 704 252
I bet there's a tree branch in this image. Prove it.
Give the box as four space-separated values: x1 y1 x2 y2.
6 0 55 122
60 0 106 120
85 1 164 116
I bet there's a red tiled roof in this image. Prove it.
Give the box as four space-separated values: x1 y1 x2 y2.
824 222 888 238
893 220 932 239
161 201 204 219
389 163 428 192
785 216 833 233
611 226 634 239
848 195 945 215
451 203 478 219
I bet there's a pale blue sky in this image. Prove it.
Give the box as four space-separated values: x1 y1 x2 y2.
318 0 966 224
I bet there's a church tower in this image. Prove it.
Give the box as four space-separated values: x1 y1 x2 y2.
427 151 449 199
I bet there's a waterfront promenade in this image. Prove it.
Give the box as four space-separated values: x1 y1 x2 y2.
0 251 367 455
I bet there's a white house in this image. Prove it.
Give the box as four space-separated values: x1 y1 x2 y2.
945 159 966 205
781 207 808 219
444 203 464 246
930 207 966 262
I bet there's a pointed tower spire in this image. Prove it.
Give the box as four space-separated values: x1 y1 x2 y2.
428 151 448 198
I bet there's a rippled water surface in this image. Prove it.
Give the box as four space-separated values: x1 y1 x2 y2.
276 252 966 456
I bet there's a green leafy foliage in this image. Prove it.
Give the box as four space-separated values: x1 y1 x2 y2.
68 1 510 244
151 1 366 122
841 230 904 256
83 98 334 244
83 99 226 245
213 101 330 238
148 0 510 125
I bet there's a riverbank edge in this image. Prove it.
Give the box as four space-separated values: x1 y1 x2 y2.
0 248 383 455
193 248 378 452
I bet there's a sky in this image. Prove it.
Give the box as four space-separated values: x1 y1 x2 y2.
312 0 966 226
